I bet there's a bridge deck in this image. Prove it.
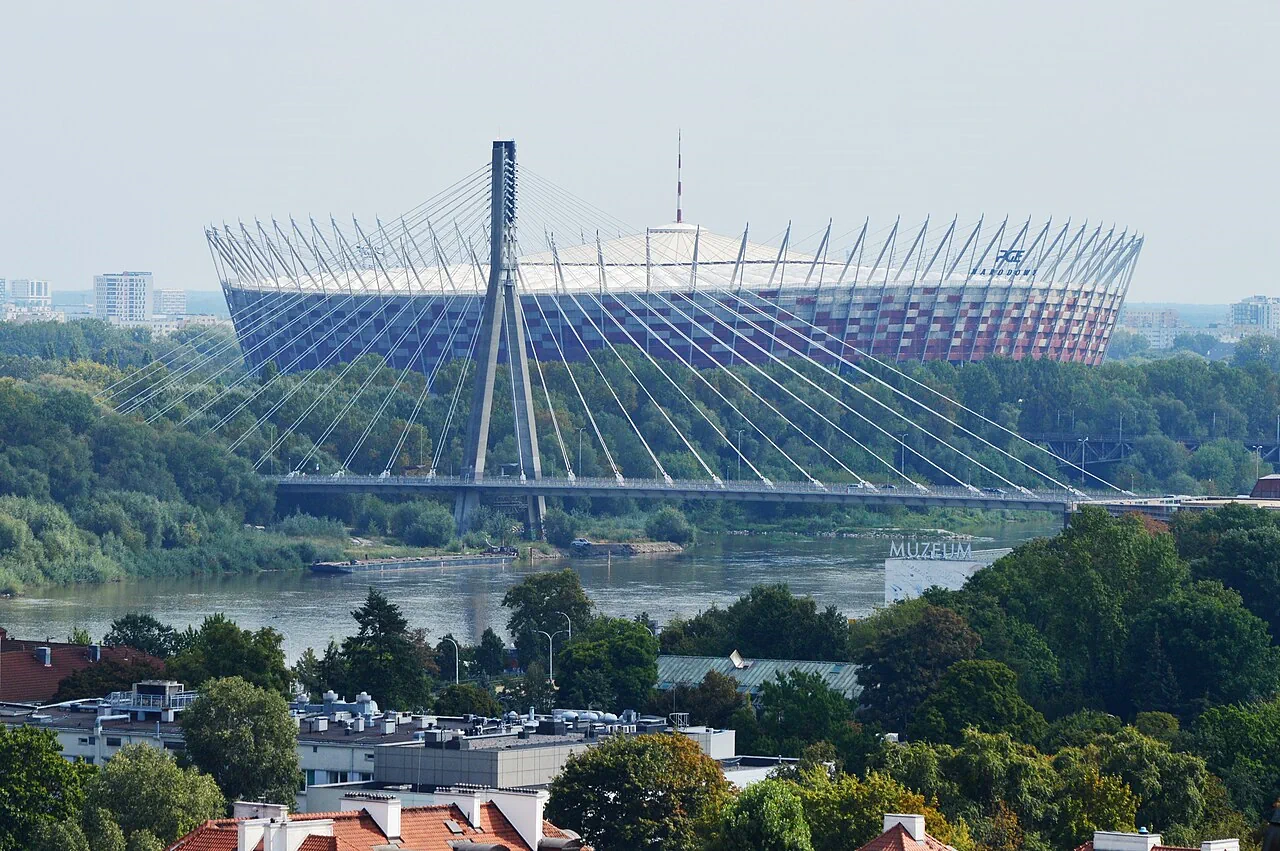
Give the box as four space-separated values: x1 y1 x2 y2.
269 474 1083 514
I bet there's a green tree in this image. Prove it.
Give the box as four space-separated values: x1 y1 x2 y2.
556 617 659 709
28 820 89 851
339 588 432 710
645 505 694 544
474 627 506 676
547 733 731 851
433 683 502 717
662 584 850 661
910 660 1047 745
1123 581 1280 717
0 725 95 851
82 807 125 851
69 626 92 645
792 767 974 851
503 569 594 667
125 830 164 851
167 614 290 694
1185 696 1280 819
650 670 746 729
854 603 980 731
84 744 224 844
747 671 859 759
102 613 179 658
393 500 455 547
542 507 578 547
180 676 299 805
713 778 813 851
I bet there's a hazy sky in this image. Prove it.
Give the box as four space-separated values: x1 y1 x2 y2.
1 1 1275 302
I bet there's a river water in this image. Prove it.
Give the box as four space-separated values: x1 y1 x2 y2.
0 520 1058 662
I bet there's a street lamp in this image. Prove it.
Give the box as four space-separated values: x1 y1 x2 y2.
577 428 586 475
535 629 567 684
442 637 461 685
1077 437 1089 488
737 427 747 481
1254 446 1264 481
556 611 572 642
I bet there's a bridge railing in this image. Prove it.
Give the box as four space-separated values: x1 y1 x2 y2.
268 472 1098 504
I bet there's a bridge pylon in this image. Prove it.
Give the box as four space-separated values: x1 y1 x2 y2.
454 140 545 537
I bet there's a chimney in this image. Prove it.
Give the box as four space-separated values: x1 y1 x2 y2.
35 646 51 666
87 644 101 662
237 817 267 851
1092 830 1163 851
233 801 289 820
340 793 401 841
486 788 548 850
883 814 926 841
258 817 333 851
434 787 486 831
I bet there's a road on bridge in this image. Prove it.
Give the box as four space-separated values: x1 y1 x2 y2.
268 473 1090 516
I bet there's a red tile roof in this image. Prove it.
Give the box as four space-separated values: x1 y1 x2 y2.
859 823 958 851
0 635 163 703
167 802 577 851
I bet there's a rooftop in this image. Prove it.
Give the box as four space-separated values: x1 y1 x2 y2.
0 630 163 704
658 653 862 699
167 792 584 851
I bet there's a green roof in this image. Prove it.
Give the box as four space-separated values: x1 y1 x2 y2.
657 654 861 700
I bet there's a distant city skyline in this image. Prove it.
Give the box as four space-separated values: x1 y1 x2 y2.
1 1 1276 303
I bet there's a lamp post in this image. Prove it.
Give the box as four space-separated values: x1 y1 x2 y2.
1078 437 1089 487
556 611 572 642
577 428 586 475
442 637 461 685
535 630 567 684
1254 446 1264 481
737 427 747 481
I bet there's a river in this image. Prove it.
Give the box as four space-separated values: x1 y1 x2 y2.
0 520 1058 662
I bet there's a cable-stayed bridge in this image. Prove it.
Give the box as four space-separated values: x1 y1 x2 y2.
98 141 1135 534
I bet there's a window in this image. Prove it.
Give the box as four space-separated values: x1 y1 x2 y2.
105 737 121 747
163 741 183 751
364 753 375 761
305 770 316 786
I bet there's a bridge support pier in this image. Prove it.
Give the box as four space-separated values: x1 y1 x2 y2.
454 140 544 538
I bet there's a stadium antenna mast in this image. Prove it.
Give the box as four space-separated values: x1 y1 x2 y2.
676 129 683 224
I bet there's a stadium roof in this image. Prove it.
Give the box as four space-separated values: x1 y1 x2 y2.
219 218 1141 298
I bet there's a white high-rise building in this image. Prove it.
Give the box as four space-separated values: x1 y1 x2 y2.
10 279 50 308
154 288 187 316
94 271 153 324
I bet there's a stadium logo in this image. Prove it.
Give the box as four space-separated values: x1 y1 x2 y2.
996 249 1027 264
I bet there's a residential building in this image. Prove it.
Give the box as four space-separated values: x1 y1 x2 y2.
1118 308 1181 350
166 789 585 851
0 628 162 704
154 288 187 315
657 651 862 701
1230 295 1280 338
9 278 51 308
94 270 153 323
1 304 64 324
0 278 6 302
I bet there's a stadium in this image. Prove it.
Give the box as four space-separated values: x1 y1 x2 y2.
211 167 1142 375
